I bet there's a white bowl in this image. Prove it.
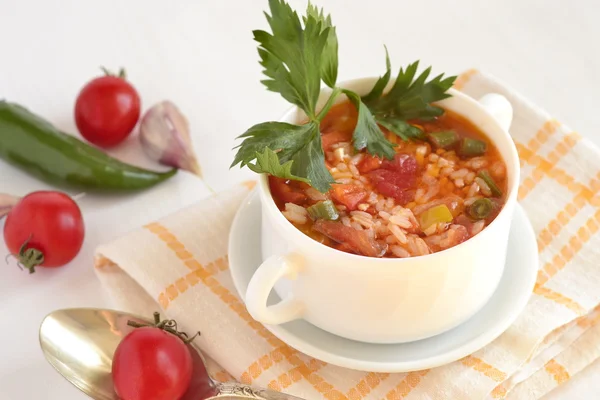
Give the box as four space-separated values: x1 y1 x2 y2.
245 78 520 344
229 191 537 372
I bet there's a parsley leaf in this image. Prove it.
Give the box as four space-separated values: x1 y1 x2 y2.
361 51 456 142
233 1 456 193
254 0 331 118
362 45 391 104
248 147 310 183
342 89 396 160
231 121 334 192
231 121 312 168
377 117 426 141
287 124 335 192
305 3 338 88
364 60 456 121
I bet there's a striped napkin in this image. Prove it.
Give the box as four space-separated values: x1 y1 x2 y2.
94 70 600 399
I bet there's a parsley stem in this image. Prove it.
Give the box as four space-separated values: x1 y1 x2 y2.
316 87 343 121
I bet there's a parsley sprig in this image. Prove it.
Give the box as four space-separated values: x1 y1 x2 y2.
231 0 456 192
362 49 456 140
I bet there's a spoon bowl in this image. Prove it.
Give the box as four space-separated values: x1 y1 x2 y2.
40 308 138 400
39 308 303 400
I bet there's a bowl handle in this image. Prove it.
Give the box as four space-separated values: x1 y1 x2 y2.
245 253 305 325
478 93 513 132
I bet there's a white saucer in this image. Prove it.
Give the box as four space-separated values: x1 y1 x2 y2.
228 191 538 372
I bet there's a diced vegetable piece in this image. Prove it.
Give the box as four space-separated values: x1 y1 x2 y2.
428 131 459 149
330 184 368 211
357 154 383 173
419 204 453 230
478 170 503 197
380 153 418 174
458 137 487 157
313 220 388 257
467 198 494 220
373 180 415 205
307 200 339 221
367 154 418 205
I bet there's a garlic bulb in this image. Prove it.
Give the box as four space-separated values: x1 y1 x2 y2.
139 101 202 176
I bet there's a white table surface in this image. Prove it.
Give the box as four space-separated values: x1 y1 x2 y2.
1 0 598 398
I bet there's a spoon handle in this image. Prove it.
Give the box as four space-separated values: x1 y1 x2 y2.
213 382 305 399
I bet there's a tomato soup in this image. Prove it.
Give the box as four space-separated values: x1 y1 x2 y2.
269 101 507 258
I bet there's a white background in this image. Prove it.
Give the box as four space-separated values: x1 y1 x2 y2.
1 0 599 398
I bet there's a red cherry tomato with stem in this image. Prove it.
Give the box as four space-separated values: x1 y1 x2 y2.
75 67 141 148
3 191 84 272
112 314 197 400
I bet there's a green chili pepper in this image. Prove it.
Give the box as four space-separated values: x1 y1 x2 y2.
0 101 176 190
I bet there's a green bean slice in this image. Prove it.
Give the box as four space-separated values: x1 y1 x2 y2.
307 200 339 221
458 137 487 157
478 170 503 197
428 131 459 149
467 198 494 220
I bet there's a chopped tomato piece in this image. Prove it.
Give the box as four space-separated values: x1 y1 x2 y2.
381 153 418 175
374 181 415 205
268 176 307 207
368 169 415 189
366 154 418 205
321 130 353 151
313 220 388 257
330 184 367 211
357 155 383 173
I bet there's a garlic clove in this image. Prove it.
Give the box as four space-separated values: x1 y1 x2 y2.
139 101 202 177
0 193 20 219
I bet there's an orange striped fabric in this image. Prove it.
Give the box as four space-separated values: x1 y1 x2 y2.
490 384 507 399
385 370 429 400
544 360 570 385
144 220 351 398
461 356 507 382
347 373 390 399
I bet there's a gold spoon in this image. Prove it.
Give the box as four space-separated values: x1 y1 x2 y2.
39 308 304 400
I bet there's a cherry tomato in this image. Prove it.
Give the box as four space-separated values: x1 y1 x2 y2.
3 191 84 272
112 327 193 400
75 68 141 148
